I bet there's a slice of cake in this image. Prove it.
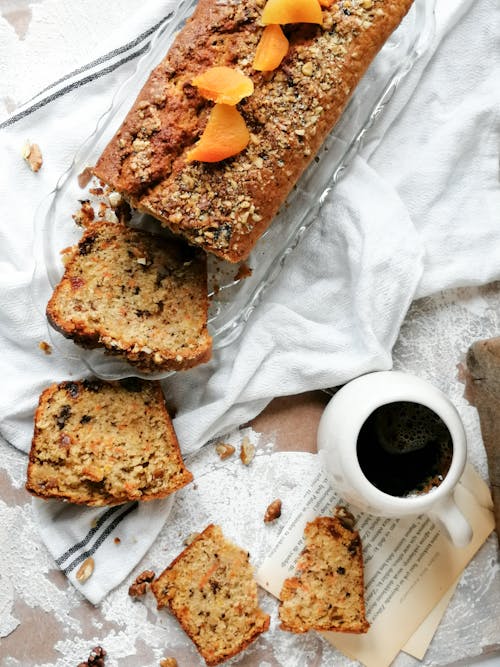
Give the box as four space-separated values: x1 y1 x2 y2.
151 524 270 665
278 510 369 634
46 221 212 372
26 378 193 506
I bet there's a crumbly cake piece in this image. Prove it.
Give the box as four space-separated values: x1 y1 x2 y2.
26 379 193 506
279 511 369 633
94 0 413 262
46 221 211 372
151 524 270 665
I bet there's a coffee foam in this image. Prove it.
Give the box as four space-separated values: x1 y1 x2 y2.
373 402 451 455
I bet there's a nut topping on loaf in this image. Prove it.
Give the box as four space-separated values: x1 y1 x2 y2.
94 0 414 262
46 221 211 372
26 379 193 506
279 512 369 633
151 524 270 665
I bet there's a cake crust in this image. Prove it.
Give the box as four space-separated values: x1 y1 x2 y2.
94 0 414 263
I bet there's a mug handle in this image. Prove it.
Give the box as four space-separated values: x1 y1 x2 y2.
427 490 473 548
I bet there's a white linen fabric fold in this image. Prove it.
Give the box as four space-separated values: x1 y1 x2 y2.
0 0 498 603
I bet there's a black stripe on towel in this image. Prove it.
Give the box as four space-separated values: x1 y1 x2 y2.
0 46 148 130
63 502 139 575
27 14 171 102
55 505 123 566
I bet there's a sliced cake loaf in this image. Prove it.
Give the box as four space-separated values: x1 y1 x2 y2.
279 510 369 634
46 221 211 372
151 524 270 665
26 378 193 506
93 0 414 263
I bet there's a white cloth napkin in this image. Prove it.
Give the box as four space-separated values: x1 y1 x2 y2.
0 0 498 603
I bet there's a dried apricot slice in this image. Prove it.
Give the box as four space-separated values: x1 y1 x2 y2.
187 104 250 163
261 0 323 25
192 66 254 105
253 25 289 72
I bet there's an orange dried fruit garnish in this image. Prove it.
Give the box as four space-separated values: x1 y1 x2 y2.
253 25 289 72
187 103 250 163
261 0 323 25
192 66 254 105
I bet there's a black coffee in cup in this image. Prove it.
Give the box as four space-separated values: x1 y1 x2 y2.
356 401 453 497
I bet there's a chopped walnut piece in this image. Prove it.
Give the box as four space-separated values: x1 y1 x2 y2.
38 341 52 355
128 569 156 597
76 557 95 583
160 659 178 667
264 498 282 523
77 166 94 188
215 442 236 460
22 141 43 172
87 646 107 666
108 191 122 208
335 506 356 531
240 436 255 465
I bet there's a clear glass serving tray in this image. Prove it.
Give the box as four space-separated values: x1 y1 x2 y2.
33 0 435 380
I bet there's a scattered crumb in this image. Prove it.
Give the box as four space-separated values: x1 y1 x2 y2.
215 441 236 460
108 191 122 208
160 659 178 667
234 262 253 281
240 436 255 465
183 532 200 546
76 557 95 583
334 506 356 530
73 200 95 228
89 187 104 196
77 166 94 188
38 341 52 355
22 141 43 172
97 202 108 218
264 498 282 523
128 569 155 597
114 537 121 545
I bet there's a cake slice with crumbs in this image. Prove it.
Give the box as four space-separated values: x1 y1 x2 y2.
279 509 369 633
26 378 193 506
46 221 211 373
151 524 270 665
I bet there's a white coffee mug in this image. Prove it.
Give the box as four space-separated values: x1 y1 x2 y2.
317 371 472 547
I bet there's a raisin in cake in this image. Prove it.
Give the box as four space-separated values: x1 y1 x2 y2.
46 221 211 372
151 524 270 665
26 379 193 506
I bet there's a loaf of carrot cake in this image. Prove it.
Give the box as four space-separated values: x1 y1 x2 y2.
26 379 193 506
94 0 414 262
151 524 270 665
46 221 211 372
279 510 369 633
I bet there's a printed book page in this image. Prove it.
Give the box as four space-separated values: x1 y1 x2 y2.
256 461 494 667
